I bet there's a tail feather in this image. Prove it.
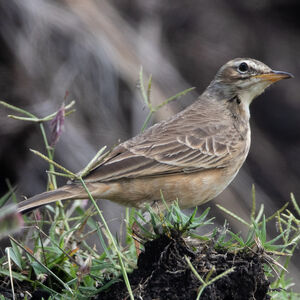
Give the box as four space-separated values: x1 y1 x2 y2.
17 184 87 214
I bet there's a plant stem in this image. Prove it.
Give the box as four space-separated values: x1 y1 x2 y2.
78 178 134 300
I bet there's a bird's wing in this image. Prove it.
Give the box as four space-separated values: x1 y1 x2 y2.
83 106 242 183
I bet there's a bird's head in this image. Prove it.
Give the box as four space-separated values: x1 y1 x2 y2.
209 58 293 105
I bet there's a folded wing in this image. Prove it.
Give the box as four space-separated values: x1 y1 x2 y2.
83 106 241 183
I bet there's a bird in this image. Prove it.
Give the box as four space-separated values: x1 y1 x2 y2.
17 58 293 214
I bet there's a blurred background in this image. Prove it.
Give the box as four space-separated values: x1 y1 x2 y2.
0 0 299 289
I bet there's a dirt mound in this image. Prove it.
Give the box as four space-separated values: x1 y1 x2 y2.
98 234 270 300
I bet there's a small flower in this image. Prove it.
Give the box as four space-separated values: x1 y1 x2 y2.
50 103 65 147
37 273 48 283
34 209 41 221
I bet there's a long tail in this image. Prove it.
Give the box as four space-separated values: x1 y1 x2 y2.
17 184 89 214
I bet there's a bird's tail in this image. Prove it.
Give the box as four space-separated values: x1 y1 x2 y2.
17 184 90 214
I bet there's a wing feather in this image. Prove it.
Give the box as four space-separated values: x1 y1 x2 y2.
84 101 245 183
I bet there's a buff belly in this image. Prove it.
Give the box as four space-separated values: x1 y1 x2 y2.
91 167 239 209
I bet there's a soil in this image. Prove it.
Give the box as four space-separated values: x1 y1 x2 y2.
98 234 270 300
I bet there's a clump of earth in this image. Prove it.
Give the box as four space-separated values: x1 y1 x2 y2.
98 234 270 300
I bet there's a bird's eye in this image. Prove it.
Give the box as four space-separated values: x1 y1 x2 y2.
238 62 249 73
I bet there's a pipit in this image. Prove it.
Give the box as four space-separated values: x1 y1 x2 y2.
17 58 293 213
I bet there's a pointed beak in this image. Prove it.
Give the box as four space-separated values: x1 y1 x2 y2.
253 70 294 83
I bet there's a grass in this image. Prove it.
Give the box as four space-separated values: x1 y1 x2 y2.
0 71 299 299
1 187 299 299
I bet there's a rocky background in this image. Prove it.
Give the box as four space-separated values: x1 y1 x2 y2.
0 0 299 289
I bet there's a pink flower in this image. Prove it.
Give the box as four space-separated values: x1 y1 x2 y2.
50 103 65 147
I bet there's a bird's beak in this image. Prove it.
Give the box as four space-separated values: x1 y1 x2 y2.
253 70 294 83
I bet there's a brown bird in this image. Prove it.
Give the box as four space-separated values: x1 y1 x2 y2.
17 58 293 213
